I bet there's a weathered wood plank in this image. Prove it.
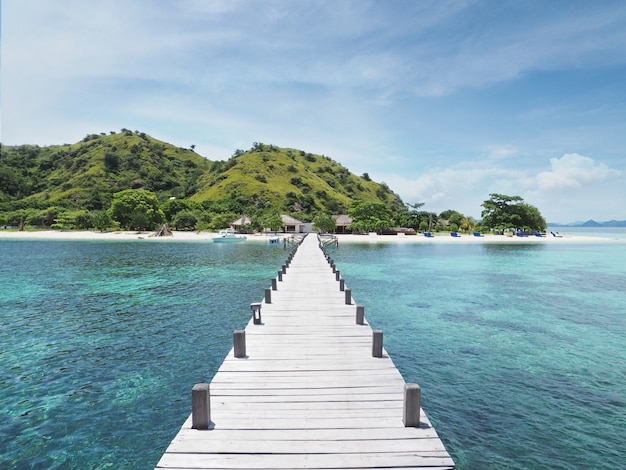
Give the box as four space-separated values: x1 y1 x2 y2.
165 438 450 454
155 235 454 469
157 452 455 469
173 425 441 441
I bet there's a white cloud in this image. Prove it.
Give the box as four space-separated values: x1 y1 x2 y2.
375 164 523 218
375 152 625 222
535 153 621 190
2 1 626 223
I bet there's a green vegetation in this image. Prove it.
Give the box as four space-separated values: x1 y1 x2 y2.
0 132 405 231
110 189 164 231
480 193 546 232
312 212 336 233
348 201 392 233
0 131 546 234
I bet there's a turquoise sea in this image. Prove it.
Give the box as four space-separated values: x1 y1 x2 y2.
1 229 625 469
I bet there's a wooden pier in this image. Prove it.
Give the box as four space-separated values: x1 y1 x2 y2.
155 234 455 469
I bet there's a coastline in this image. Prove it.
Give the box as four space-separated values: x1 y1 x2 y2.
0 229 620 243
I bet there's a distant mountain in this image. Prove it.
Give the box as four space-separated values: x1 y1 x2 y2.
549 219 626 227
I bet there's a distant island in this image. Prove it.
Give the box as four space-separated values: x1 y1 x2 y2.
549 220 626 228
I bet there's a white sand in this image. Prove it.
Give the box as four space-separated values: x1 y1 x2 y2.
0 230 285 242
333 232 618 244
0 230 619 243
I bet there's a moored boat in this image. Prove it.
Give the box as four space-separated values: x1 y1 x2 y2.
212 228 247 243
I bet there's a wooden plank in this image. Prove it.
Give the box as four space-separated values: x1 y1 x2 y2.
155 235 455 469
165 438 450 454
157 452 455 469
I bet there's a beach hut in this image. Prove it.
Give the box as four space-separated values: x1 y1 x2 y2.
231 215 252 227
332 214 353 234
281 215 305 233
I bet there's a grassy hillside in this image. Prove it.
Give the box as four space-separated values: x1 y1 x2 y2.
1 132 405 227
0 130 207 211
193 142 403 217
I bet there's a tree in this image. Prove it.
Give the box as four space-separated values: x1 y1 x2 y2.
172 210 198 231
348 201 392 233
265 212 284 232
110 189 164 231
0 166 21 196
103 151 119 171
313 212 336 233
161 198 201 223
92 210 112 232
400 202 426 230
207 212 237 230
481 193 546 232
461 216 477 233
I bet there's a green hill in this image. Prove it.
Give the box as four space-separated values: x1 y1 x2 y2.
0 130 207 211
0 131 405 227
193 142 403 215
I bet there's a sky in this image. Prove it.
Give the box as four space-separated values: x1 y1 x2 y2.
2 0 626 223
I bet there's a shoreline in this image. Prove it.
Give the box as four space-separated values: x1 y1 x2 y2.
0 229 621 243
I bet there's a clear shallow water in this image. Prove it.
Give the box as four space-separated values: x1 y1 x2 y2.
2 235 625 469
327 236 626 469
0 240 289 469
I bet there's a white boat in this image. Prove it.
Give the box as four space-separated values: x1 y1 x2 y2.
268 236 281 245
212 228 247 243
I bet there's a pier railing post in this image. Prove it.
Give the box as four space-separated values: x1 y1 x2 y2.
251 302 262 325
191 383 211 430
335 270 340 281
234 330 246 358
372 330 383 357
264 288 271 304
345 288 352 305
403 383 421 427
356 305 364 325
339 279 345 291
271 278 277 290
277 270 283 282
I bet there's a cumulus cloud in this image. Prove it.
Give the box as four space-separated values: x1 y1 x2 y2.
375 164 524 218
375 152 624 221
535 153 621 190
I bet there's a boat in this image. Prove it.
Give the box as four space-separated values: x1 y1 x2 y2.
212 227 247 243
268 236 281 245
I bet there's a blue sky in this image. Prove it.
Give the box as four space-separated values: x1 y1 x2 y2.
2 0 626 222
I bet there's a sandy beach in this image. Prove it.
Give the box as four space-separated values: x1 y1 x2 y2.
0 229 619 243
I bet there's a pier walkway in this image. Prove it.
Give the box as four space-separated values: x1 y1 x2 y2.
155 234 455 469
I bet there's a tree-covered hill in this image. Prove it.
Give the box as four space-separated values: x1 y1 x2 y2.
0 130 207 211
193 142 404 216
0 130 405 229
